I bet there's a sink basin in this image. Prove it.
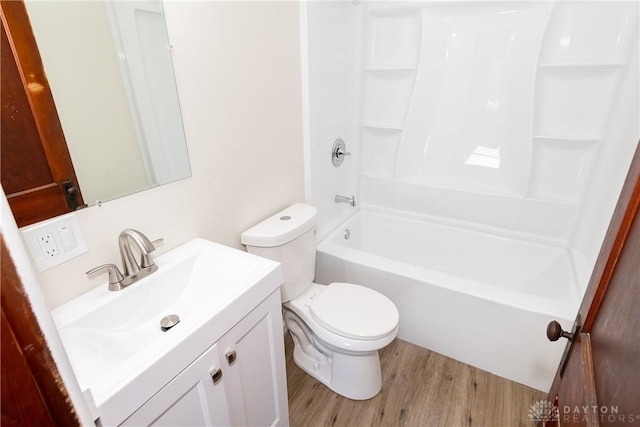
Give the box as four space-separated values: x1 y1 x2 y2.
52 238 283 422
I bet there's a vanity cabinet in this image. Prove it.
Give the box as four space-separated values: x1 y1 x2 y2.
120 290 289 427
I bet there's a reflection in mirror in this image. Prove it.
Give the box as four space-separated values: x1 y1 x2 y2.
25 0 191 206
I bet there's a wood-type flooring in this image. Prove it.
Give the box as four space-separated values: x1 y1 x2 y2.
286 334 546 427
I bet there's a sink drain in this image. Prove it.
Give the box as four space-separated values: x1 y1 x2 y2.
160 314 180 331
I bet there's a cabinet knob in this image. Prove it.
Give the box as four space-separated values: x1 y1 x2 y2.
225 350 237 365
210 368 222 385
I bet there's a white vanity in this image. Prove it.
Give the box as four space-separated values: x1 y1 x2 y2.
52 238 289 426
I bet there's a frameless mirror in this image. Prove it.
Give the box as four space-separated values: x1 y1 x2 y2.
24 0 191 206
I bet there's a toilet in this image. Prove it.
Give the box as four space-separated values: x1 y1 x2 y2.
241 203 399 400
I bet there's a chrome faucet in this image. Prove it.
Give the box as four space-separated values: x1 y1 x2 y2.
86 229 162 291
119 229 157 276
335 194 356 206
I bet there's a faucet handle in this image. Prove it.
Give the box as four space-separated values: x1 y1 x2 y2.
86 264 125 291
141 238 163 268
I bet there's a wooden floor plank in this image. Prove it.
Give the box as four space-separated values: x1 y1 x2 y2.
286 334 546 427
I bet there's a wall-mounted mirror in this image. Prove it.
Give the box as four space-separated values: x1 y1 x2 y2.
24 0 191 206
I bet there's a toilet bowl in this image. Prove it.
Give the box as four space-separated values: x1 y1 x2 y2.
285 282 398 399
241 203 399 400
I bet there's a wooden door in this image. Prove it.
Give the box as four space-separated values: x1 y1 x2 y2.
0 236 79 426
1 308 56 427
0 0 84 228
545 142 640 426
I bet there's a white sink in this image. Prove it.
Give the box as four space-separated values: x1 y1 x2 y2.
52 238 283 422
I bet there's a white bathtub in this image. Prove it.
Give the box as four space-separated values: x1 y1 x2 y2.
316 209 582 391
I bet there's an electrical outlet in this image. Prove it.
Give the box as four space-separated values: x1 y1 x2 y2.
43 245 60 257
38 233 60 258
21 213 88 272
39 233 54 245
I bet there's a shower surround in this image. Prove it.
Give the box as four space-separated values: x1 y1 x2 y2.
303 1 639 390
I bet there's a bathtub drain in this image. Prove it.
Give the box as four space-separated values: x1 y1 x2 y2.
344 229 351 240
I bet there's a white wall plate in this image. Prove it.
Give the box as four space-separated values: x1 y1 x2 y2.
21 213 88 272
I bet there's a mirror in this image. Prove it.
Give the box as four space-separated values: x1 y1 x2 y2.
24 0 191 206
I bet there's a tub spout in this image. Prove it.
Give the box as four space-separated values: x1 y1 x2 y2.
335 194 356 206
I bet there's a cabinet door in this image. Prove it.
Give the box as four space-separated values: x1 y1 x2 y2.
220 291 289 427
121 343 231 427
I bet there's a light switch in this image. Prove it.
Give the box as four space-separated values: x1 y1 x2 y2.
58 225 78 251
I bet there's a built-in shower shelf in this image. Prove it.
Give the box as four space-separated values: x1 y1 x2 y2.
528 134 601 204
363 122 404 131
361 172 395 181
365 66 418 73
368 4 422 17
525 195 581 205
538 62 625 68
533 135 602 143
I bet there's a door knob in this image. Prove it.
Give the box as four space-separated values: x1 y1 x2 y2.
547 320 574 341
62 180 86 210
546 314 582 377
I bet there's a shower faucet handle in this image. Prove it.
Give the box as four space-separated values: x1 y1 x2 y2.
336 147 351 157
332 138 351 167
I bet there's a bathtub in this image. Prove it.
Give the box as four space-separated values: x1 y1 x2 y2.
316 209 582 391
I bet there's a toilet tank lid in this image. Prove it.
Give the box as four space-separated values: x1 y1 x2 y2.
241 203 317 247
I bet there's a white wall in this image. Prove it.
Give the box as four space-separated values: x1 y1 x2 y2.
303 1 364 238
15 1 304 309
569 40 640 286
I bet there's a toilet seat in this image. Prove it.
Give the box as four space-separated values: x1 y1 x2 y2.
310 283 399 340
285 283 399 353
283 282 399 399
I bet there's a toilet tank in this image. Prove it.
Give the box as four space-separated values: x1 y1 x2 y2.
241 204 317 302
